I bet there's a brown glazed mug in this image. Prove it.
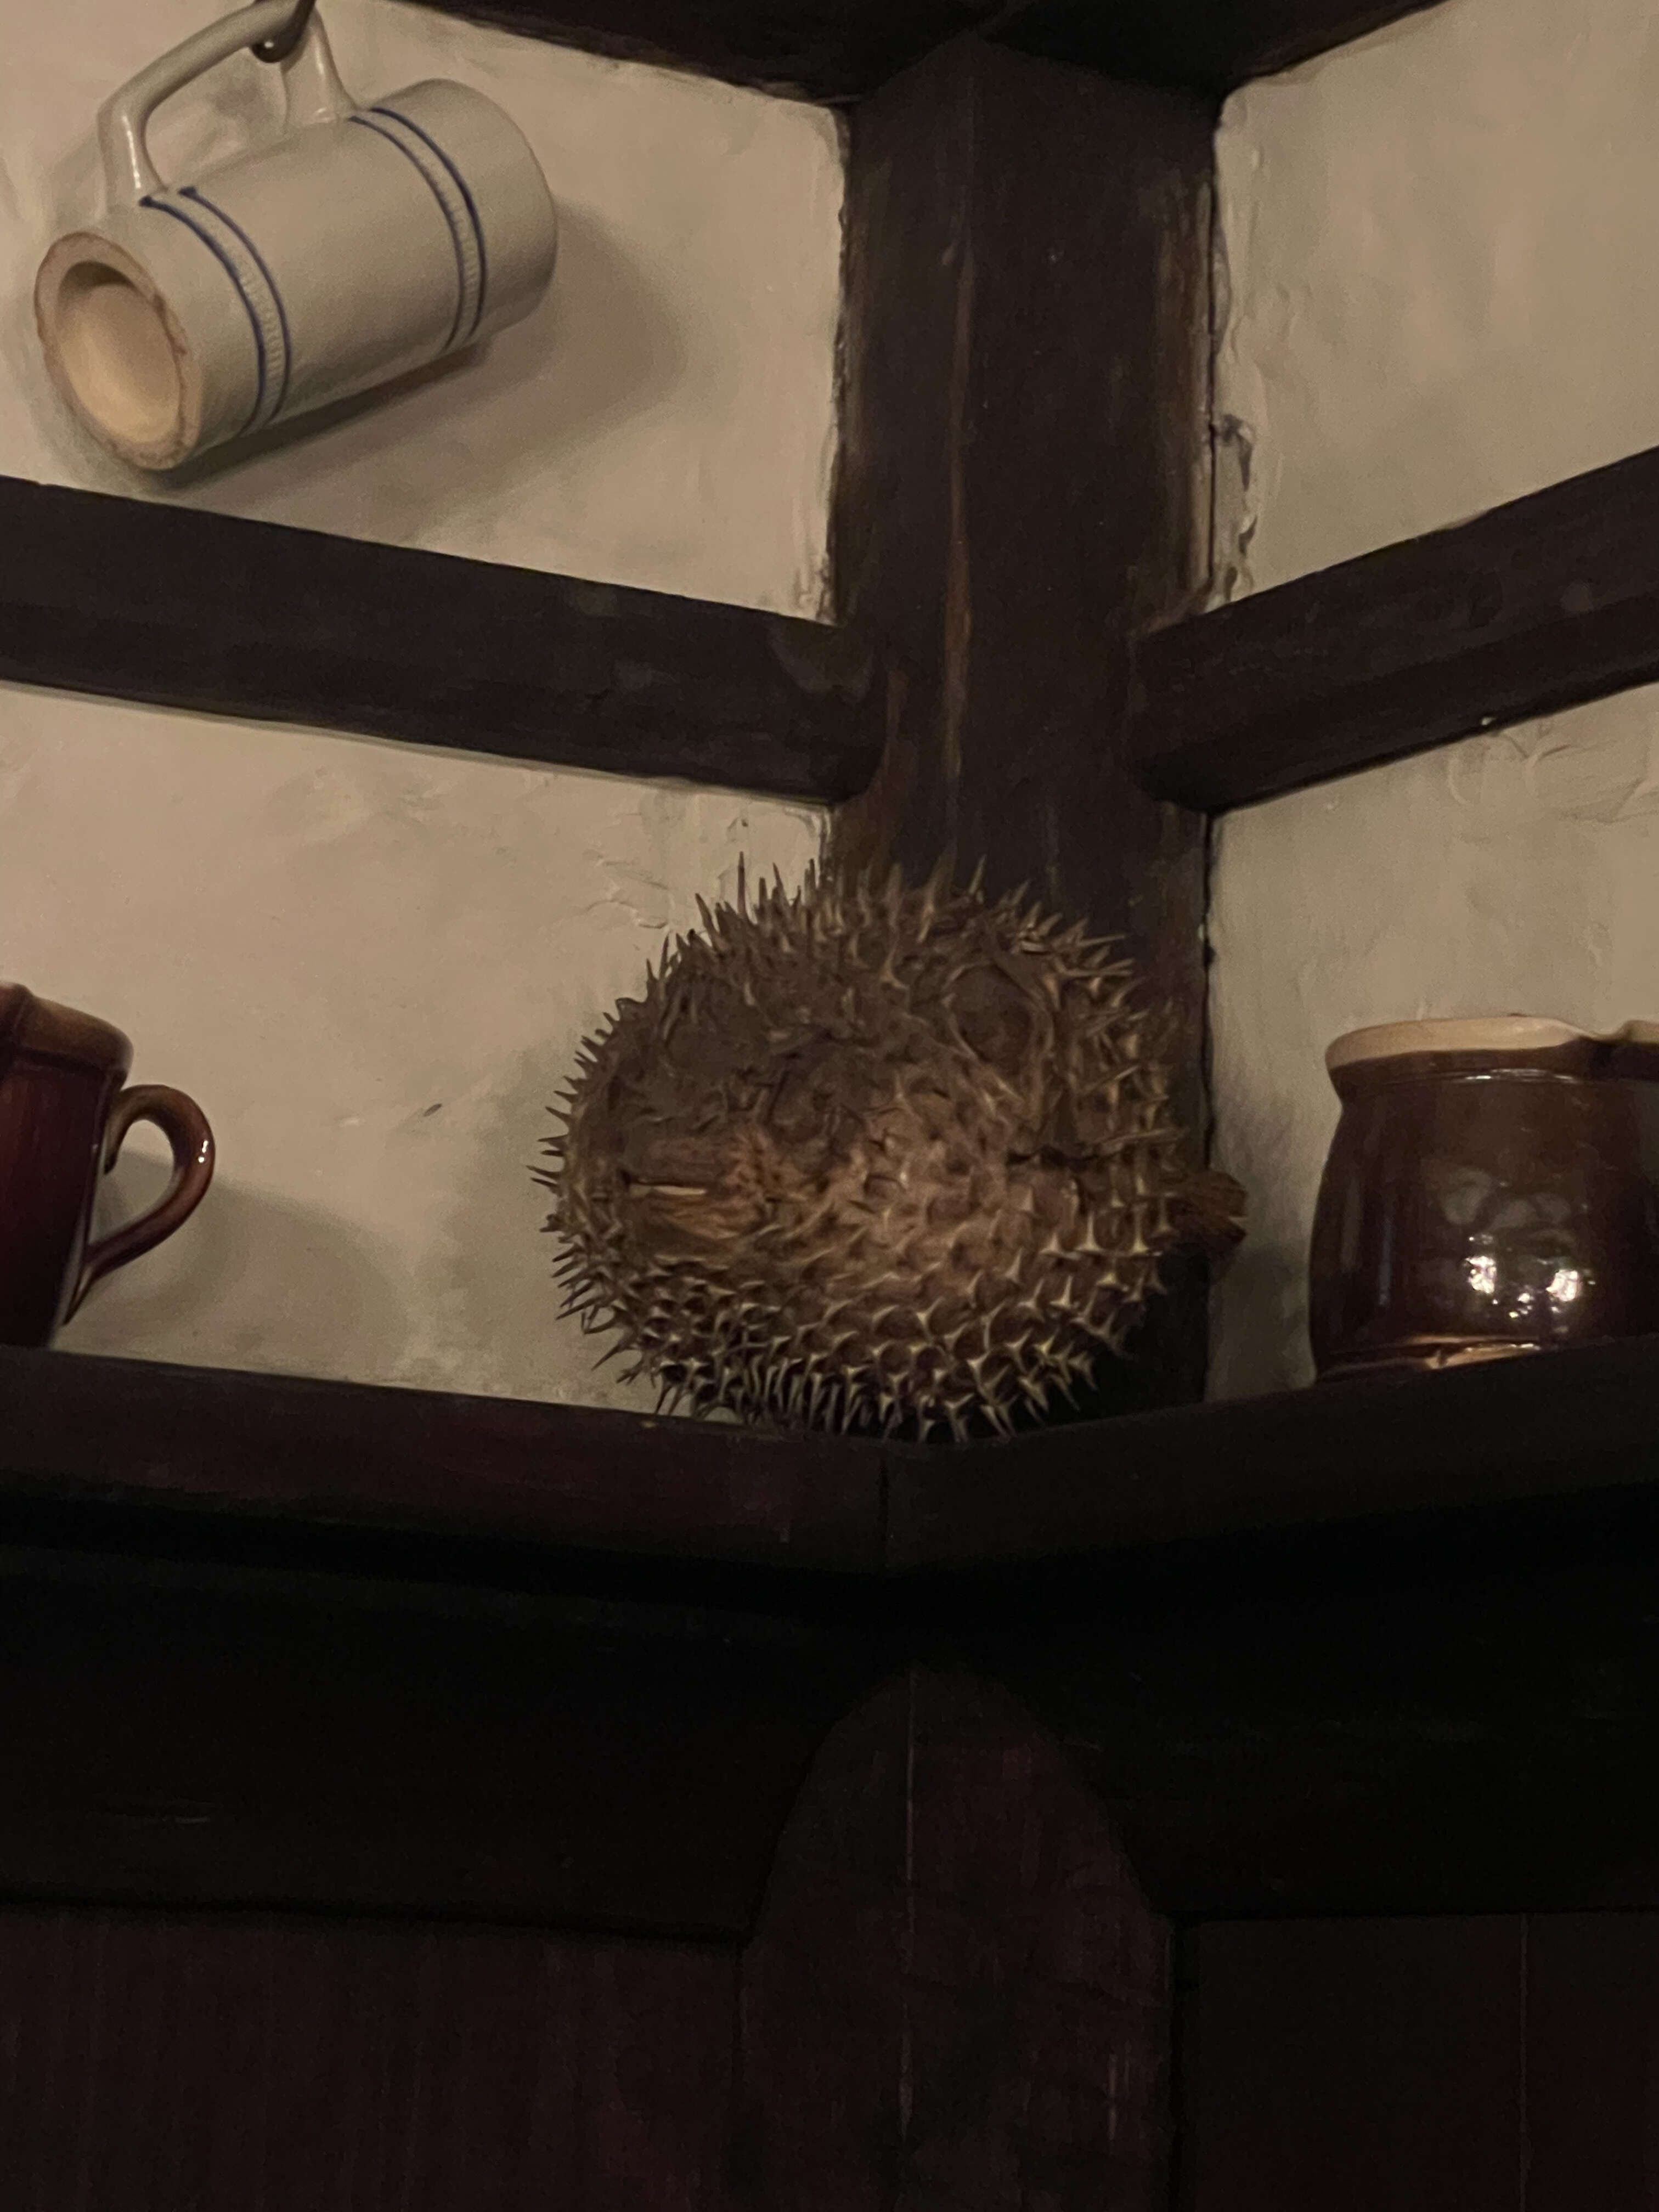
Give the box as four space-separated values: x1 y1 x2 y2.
1309 1016 1659 1379
0 982 215 1348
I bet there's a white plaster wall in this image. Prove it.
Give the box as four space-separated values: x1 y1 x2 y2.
1210 693 1659 1396
5 684 822 1402
4 0 842 616
1208 0 1659 1395
1214 0 1659 595
1 9 838 1404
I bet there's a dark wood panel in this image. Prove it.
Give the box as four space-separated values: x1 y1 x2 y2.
0 1344 884 1577
417 0 1449 99
888 1329 1659 1570
1132 443 1659 812
736 1669 1169 2210
1178 1919 1526 2212
959 1489 1659 1917
828 36 1215 1417
0 1908 737 2210
1526 1915 1659 2211
0 1546 884 1937
0 477 878 803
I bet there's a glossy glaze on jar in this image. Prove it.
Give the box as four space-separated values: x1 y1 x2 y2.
0 982 215 1347
1308 1017 1659 1379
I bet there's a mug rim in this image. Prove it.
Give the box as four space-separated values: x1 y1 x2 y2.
0 982 133 1075
1327 1014 1659 1072
35 230 205 471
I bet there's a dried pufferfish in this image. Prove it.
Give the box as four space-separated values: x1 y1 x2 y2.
538 865 1243 1440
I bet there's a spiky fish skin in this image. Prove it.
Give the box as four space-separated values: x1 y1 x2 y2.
539 864 1215 1441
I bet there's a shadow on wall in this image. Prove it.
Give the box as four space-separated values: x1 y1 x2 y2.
11 201 687 536
1206 1240 1310 1402
405 1043 660 1413
63 1167 411 1383
47 1046 688 1407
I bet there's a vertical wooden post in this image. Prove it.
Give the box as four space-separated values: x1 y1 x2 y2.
742 50 1214 2177
830 36 1217 1411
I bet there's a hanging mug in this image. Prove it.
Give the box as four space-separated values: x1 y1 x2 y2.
34 0 558 471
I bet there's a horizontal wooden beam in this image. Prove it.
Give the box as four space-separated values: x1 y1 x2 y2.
0 1347 890 1937
959 1485 1659 1918
1130 443 1659 812
894 1336 1659 1918
0 478 879 803
0 1543 884 1937
15 1336 1659 1926
0 1344 884 1579
1001 0 1450 99
887 1328 1659 1571
13 1329 1659 1589
415 0 1448 100
414 0 992 99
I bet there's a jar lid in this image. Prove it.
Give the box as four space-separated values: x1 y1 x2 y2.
1327 1015 1659 1073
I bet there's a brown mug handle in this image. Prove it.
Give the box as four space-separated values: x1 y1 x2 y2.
66 1084 216 1319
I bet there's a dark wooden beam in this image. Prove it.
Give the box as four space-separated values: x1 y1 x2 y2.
416 0 1449 101
889 1336 1659 1918
943 1488 1659 1918
0 477 879 804
1131 443 1659 813
0 1342 884 1578
20 1336 1659 1926
0 1349 892 1938
414 0 996 99
828 35 1216 1416
887 1327 1659 1570
0 1543 887 1937
20 1325 1659 1590
1001 0 1450 99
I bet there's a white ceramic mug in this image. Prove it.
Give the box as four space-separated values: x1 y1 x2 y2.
35 0 558 471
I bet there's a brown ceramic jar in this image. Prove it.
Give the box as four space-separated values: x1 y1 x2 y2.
0 982 215 1348
1308 1017 1659 1379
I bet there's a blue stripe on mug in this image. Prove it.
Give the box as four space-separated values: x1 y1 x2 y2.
179 186 294 424
371 106 490 342
347 108 487 349
140 193 270 433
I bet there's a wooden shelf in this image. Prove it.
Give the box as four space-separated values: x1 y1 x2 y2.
6 1329 1659 1578
890 1328 1659 1568
6 1336 1659 1932
1130 443 1659 812
0 478 881 804
420 0 1448 101
895 1337 1659 1921
0 1342 884 1579
0 1347 894 1941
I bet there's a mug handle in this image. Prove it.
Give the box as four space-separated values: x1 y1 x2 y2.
66 1085 216 1321
98 2 354 208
